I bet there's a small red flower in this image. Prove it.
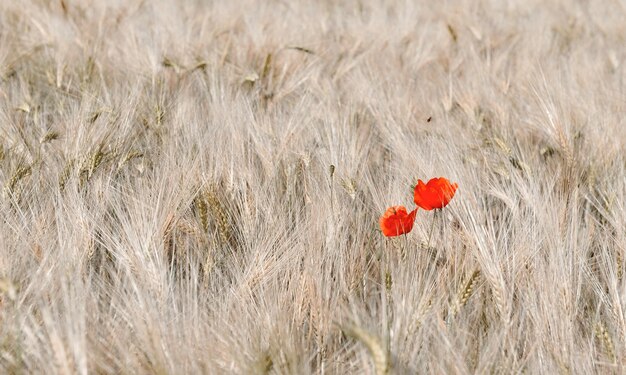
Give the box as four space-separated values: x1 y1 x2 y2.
379 206 417 237
413 177 458 210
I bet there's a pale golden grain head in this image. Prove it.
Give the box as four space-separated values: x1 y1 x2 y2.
40 131 59 144
459 270 480 308
342 325 390 375
595 321 616 363
204 186 232 247
58 159 74 191
5 164 31 198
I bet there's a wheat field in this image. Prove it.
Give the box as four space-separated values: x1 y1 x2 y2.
1 0 626 373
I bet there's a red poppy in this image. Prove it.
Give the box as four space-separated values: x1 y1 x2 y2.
379 206 417 237
413 177 458 210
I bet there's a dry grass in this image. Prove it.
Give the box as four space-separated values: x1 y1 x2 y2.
1 0 626 373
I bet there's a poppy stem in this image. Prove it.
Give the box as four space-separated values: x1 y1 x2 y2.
381 238 392 352
381 240 390 315
329 165 335 219
426 209 437 250
402 232 408 259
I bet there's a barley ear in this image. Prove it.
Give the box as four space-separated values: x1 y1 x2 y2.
59 159 74 191
458 270 481 310
342 324 390 375
40 131 59 144
205 186 231 246
595 321 616 363
195 192 209 232
5 164 32 198
117 150 143 171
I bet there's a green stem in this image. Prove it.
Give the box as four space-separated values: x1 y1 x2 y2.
426 209 438 249
402 232 408 260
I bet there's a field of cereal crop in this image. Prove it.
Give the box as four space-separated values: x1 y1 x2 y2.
1 1 626 373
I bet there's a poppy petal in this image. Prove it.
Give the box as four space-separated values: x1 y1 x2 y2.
413 177 458 210
380 205 418 237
